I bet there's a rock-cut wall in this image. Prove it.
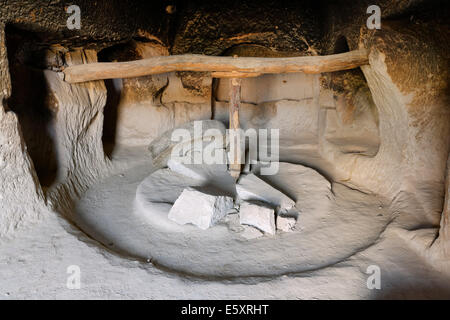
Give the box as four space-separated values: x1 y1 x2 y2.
43 50 109 217
1 22 109 234
0 24 46 237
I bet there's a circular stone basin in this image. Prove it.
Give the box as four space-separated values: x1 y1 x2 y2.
75 161 391 278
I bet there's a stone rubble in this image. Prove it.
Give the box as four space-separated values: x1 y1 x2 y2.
223 213 244 233
168 187 233 230
166 159 301 235
236 173 295 212
239 201 276 235
276 215 297 232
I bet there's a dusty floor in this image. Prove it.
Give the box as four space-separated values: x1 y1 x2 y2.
1 146 449 299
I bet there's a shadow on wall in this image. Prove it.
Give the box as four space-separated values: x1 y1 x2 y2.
101 79 122 158
334 35 350 54
5 25 58 188
98 42 134 158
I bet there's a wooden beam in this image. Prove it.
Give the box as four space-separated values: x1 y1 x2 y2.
211 71 262 78
62 49 369 83
229 78 242 180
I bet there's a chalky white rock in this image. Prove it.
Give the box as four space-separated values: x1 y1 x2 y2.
236 173 295 211
168 187 233 230
276 215 297 232
239 201 276 235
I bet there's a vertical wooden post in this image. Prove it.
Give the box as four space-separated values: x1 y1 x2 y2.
229 78 242 180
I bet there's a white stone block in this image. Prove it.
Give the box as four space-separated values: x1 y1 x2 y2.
276 215 296 232
239 201 275 235
168 188 233 230
236 173 295 211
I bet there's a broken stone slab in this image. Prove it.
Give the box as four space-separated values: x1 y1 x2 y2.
167 155 228 182
222 211 263 238
276 215 297 232
166 156 236 197
168 187 233 230
148 120 227 168
239 201 276 235
236 173 295 211
169 136 228 168
167 158 208 181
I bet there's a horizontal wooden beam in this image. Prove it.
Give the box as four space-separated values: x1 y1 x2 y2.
62 49 369 83
211 71 262 78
